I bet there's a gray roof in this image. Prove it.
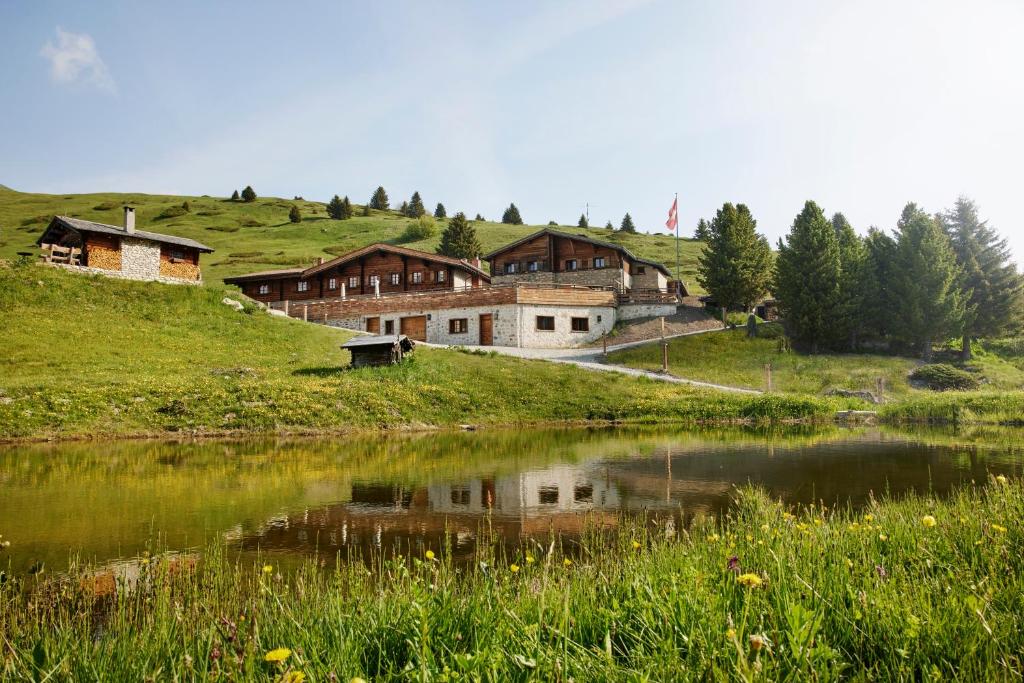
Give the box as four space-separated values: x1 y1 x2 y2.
37 216 214 253
340 334 410 348
482 228 672 277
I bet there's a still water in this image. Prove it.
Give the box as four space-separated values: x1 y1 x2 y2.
1 426 1021 574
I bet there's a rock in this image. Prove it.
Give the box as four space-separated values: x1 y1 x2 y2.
221 297 244 312
267 308 289 317
824 388 882 404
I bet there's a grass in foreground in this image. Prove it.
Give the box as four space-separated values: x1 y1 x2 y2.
0 263 835 440
1 480 1020 680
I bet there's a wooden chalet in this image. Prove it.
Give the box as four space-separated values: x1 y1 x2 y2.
341 334 415 367
224 243 490 304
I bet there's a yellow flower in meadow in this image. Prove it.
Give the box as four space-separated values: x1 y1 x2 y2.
879 534 888 542
845 558 854 568
864 513 874 523
284 672 305 683
814 518 823 526
264 648 291 663
525 554 535 564
726 628 736 639
708 533 720 543
995 475 1008 485
745 534 753 542
510 564 520 573
783 512 795 522
991 523 1007 534
563 558 573 567
848 523 860 531
425 550 435 561
632 540 642 550
921 515 937 528
737 573 763 588
262 565 273 574
351 679 368 683
760 524 770 531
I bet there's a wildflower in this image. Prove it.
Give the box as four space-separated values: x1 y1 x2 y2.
631 540 641 550
708 533 720 543
510 564 520 573
725 628 736 639
879 534 888 542
745 534 753 542
864 513 874 522
264 648 291 663
737 573 762 588
848 523 861 531
284 673 306 683
814 518 823 526
525 554 535 564
991 523 1007 534
563 558 573 567
995 475 1008 485
262 564 273 574
727 556 740 572
760 523 770 531
425 550 435 561
845 558 854 569
875 564 887 579
749 634 768 651
782 512 795 521
921 515 937 528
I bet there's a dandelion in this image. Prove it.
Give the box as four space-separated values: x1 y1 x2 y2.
745 534 753 542
749 634 768 651
995 475 1008 485
725 628 736 639
631 540 641 550
845 558 854 569
814 518 824 526
783 512 795 521
737 573 762 588
921 515 937 528
991 523 1007 534
864 513 874 522
262 565 273 574
284 673 306 683
708 533 720 543
563 558 573 567
265 648 291 663
879 534 888 542
525 554 535 564
425 550 435 561
510 564 520 573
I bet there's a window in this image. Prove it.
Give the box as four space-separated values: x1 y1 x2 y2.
450 487 471 506
170 248 186 261
257 284 270 295
411 271 423 284
594 256 605 269
571 317 590 332
538 486 559 505
384 320 395 334
565 259 577 271
390 273 401 285
528 260 539 272
636 266 646 275
368 275 380 287
348 276 359 289
449 318 468 334
505 262 519 274
536 315 555 331
436 270 446 282
597 315 602 323
297 280 309 292
574 484 594 503
327 277 337 290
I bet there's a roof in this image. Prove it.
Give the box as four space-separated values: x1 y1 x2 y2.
482 228 672 277
304 243 491 280
340 334 411 349
37 216 214 252
222 267 306 283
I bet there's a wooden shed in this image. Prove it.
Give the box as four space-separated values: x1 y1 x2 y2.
341 334 415 368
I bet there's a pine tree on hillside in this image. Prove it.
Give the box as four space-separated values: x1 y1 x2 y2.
362 204 372 217
862 228 897 341
475 214 485 222
695 218 710 241
399 200 409 216
241 186 257 202
288 205 302 223
231 189 240 201
369 186 389 211
774 201 842 353
434 202 447 219
889 203 966 360
326 195 345 220
620 213 636 233
832 212 869 350
696 203 773 322
340 196 353 219
578 214 588 229
437 212 483 259
502 203 523 225
605 221 614 230
408 191 426 218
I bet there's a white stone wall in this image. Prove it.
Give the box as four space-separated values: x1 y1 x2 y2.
120 238 163 280
516 304 616 347
49 261 201 286
617 303 679 321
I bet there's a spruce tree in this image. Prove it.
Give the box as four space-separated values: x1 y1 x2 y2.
889 203 966 360
696 203 773 321
502 203 523 225
862 227 898 341
695 218 710 241
942 196 1024 359
369 186 389 211
620 213 636 233
605 221 614 230
578 214 588 229
832 213 869 350
326 195 345 220
399 200 409 216
231 189 240 201
340 196 353 219
774 201 842 352
408 191 426 218
437 212 483 259
475 214 485 221
434 202 447 219
241 186 257 202
288 205 301 223
362 204 372 217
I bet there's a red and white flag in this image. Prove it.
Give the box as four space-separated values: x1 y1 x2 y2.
665 196 678 232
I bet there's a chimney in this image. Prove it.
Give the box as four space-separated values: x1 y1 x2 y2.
317 257 324 265
124 206 136 234
472 257 481 269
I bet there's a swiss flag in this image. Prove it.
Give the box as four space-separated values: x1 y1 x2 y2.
665 196 678 232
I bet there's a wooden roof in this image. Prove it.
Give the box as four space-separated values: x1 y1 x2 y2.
482 228 672 277
37 216 214 252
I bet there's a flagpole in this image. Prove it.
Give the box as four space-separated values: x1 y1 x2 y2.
674 192 680 297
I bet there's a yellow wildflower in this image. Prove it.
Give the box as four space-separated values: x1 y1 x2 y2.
264 648 291 663
708 533 720 543
991 523 1007 534
864 513 874 522
845 558 853 568
525 554 535 564
632 540 642 550
737 573 763 588
814 518 824 526
995 475 1008 485
921 515 937 528
262 565 273 574
725 628 736 639
783 512 795 522
425 550 435 561
563 558 573 567
745 534 753 542
879 534 888 542
510 564 520 573
848 523 860 531
284 673 305 683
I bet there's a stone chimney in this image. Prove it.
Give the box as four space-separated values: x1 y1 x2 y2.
124 206 136 234
317 256 324 265
472 257 481 269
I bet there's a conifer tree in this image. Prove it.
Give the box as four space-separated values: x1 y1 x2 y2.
475 214 485 221
942 197 1024 359
605 221 614 230
288 205 301 223
578 213 588 229
181 201 190 212
695 218 710 241
774 201 842 352
620 213 636 233
832 212 869 350
369 186 389 211
889 203 966 360
434 203 447 219
862 227 897 341
697 203 773 321
326 195 345 220
231 189 240 201
502 203 523 225
399 200 409 215
437 212 483 259
340 196 353 219
241 186 257 202
408 191 426 218
362 204 372 217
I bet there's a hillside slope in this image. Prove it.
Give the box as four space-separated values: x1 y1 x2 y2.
0 186 704 289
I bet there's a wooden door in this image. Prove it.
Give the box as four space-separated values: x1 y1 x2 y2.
479 314 493 346
400 315 427 341
366 317 380 334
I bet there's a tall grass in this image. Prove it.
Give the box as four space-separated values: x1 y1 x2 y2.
1 480 1020 680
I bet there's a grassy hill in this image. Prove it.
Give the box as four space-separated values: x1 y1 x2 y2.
0 186 704 289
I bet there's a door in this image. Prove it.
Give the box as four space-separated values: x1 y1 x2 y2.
366 317 380 334
479 314 493 346
400 315 427 342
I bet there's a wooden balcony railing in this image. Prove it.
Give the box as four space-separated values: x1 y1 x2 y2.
39 244 82 266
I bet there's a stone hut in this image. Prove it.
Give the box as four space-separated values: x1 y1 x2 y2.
36 207 214 284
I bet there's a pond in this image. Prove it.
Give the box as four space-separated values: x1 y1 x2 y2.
1 426 1021 575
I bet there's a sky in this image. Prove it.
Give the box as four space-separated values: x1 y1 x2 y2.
1 0 1022 261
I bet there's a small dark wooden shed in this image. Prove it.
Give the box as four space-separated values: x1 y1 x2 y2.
341 334 415 368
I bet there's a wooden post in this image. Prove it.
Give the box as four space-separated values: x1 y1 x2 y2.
602 335 608 359
662 341 669 373
660 316 666 341
303 305 308 322
764 363 773 392
284 300 290 316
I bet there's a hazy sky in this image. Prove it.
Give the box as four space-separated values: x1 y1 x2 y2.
2 0 1022 260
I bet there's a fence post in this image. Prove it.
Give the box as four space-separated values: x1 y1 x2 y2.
662 342 669 373
764 363 773 392
284 300 290 315
303 305 308 322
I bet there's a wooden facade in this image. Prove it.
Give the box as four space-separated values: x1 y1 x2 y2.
225 243 490 304
485 231 630 277
341 335 415 368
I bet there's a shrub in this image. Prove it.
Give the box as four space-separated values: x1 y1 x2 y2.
237 219 265 228
288 205 302 223
910 363 980 391
206 225 240 233
401 215 437 242
92 202 117 211
156 205 187 220
241 186 257 202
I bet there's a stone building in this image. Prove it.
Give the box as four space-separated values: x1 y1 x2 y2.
36 208 213 284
